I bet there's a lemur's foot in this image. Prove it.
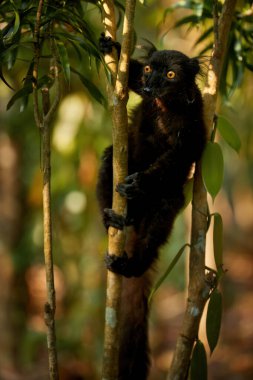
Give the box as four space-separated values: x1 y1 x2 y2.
99 32 121 56
116 172 144 199
105 251 133 278
103 208 126 230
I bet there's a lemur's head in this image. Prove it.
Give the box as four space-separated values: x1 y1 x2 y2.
141 50 200 99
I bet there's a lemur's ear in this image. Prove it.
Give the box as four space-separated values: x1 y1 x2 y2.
137 39 157 59
188 58 200 76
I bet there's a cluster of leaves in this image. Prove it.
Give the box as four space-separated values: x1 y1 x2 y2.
189 106 241 379
190 289 222 379
0 0 107 110
164 0 253 98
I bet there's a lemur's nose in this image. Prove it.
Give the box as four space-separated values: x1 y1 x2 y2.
143 87 151 94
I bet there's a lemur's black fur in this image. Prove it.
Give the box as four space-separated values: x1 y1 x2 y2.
97 34 207 380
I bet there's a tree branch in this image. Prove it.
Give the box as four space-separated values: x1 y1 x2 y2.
33 4 60 378
168 1 237 379
40 28 61 380
41 86 59 380
33 0 44 129
100 0 136 379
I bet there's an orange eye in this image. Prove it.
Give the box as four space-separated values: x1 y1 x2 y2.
167 70 175 79
144 65 152 73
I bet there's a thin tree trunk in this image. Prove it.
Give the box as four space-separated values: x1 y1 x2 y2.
100 0 136 378
41 89 59 380
168 1 237 379
33 3 60 378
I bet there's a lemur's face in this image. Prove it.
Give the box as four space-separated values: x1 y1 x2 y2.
141 50 200 98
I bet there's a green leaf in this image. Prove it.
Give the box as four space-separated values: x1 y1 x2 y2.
198 42 213 56
206 290 222 354
3 2 20 43
0 65 14 90
175 14 200 29
194 26 213 46
56 41 70 86
217 116 241 153
12 6 21 38
148 243 190 303
202 142 224 201
71 67 107 106
7 75 52 110
190 340 207 380
6 84 33 110
213 213 223 272
183 177 193 209
19 61 35 112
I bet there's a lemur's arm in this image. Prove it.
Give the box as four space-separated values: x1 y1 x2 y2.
116 150 182 199
99 33 144 94
117 126 205 200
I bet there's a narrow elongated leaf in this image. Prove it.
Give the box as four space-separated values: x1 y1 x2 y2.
71 67 106 106
206 290 222 354
19 61 35 112
175 14 200 28
57 41 70 86
7 75 52 110
213 213 223 271
149 243 190 303
6 84 33 110
12 7 20 38
0 65 14 90
194 26 213 46
244 60 253 71
190 340 207 380
5 29 21 69
183 177 193 209
164 1 203 18
230 58 244 97
202 142 224 201
199 42 213 56
217 116 241 153
79 41 101 60
3 1 21 43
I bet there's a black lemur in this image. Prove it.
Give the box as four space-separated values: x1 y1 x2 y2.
97 34 207 380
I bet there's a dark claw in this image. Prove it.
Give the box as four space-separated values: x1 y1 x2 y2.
125 172 139 183
99 32 121 57
116 172 144 199
105 252 132 277
103 208 126 230
116 183 136 199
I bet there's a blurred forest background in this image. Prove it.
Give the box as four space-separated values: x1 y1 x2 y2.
0 0 253 379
